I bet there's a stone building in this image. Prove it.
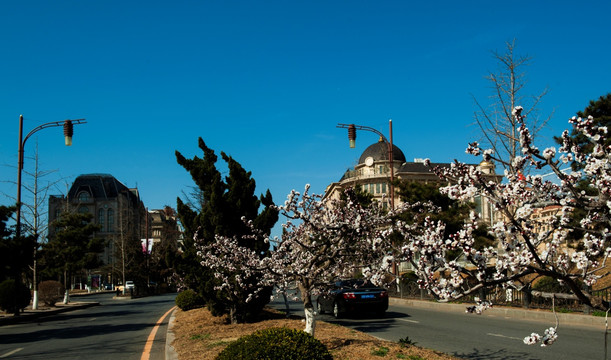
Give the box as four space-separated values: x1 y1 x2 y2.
149 207 183 249
324 138 501 224
323 138 503 274
48 173 147 289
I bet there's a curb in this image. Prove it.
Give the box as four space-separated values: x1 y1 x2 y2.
390 297 607 328
165 309 178 360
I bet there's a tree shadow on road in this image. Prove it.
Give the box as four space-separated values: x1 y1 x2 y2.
453 348 541 360
319 310 412 334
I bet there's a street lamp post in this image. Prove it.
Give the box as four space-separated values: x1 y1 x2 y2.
337 119 395 210
16 114 86 310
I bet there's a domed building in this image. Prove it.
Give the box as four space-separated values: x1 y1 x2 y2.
323 138 502 225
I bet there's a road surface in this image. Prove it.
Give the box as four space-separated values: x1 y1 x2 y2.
270 295 607 360
0 292 176 360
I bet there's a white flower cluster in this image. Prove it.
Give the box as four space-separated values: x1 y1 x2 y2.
523 327 558 347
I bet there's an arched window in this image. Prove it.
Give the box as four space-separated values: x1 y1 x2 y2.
107 209 114 231
79 206 89 213
78 192 90 202
98 209 105 232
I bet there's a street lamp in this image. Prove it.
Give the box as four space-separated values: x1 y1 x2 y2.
337 119 395 210
16 114 86 310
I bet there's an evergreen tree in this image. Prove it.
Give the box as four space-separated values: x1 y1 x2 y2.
394 181 494 256
555 93 611 170
0 206 35 284
175 138 278 322
553 94 611 243
40 212 103 292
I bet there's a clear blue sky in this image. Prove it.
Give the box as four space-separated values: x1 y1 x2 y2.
1 1 610 236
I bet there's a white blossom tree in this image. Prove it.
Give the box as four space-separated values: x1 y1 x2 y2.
397 106 610 347
200 186 399 336
201 106 611 346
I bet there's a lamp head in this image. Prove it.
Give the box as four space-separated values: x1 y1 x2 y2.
63 120 73 146
348 124 356 148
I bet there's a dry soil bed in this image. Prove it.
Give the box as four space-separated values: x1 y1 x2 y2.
171 307 458 360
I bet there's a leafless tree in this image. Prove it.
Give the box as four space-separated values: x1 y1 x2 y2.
472 39 553 175
1 142 60 309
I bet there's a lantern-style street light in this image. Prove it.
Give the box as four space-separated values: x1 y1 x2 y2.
15 114 86 310
337 120 395 210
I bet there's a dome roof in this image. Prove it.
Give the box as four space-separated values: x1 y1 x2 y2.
358 140 406 164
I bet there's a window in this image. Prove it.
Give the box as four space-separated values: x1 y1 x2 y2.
98 209 105 232
79 206 89 213
107 209 114 231
376 183 381 194
78 192 90 202
474 196 482 215
381 183 387 193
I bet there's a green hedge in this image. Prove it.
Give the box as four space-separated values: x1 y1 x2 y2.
175 289 204 311
0 279 31 313
216 327 333 360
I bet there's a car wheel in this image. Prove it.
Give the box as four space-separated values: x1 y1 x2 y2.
317 301 324 314
333 302 342 319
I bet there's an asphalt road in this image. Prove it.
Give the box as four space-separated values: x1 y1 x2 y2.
270 296 607 360
0 292 177 360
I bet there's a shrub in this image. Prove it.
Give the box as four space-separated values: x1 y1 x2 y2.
0 279 31 313
216 327 333 360
38 280 65 306
398 336 417 347
175 289 204 311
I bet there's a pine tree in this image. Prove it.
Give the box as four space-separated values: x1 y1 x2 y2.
555 93 611 169
394 181 494 256
40 213 103 293
175 138 278 322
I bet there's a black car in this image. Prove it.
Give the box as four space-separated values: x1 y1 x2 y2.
316 279 389 318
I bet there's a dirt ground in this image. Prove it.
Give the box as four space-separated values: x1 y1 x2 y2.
171 307 458 360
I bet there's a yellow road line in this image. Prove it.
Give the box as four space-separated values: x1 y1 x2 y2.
0 348 23 358
140 305 177 360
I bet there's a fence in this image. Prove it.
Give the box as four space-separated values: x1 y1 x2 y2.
389 280 611 314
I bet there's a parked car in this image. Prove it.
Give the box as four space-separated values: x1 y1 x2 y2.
316 279 389 318
125 281 135 290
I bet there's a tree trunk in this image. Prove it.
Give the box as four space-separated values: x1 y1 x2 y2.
229 305 238 324
32 255 38 310
298 282 316 337
63 269 70 304
304 306 316 337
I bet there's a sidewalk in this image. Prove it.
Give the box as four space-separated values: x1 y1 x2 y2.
0 301 100 325
390 297 608 328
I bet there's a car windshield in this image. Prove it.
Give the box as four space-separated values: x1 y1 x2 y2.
338 279 374 289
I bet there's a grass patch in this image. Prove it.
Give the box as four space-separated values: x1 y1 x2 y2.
556 308 574 313
206 340 231 349
372 346 390 357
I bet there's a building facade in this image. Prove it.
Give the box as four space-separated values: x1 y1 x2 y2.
48 173 148 288
324 138 501 222
323 138 503 274
149 207 183 249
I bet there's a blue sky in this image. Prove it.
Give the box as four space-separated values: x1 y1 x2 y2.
1 1 610 236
